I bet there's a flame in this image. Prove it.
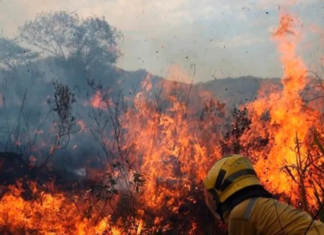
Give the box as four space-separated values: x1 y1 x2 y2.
0 10 323 235
141 73 152 91
77 120 86 132
136 219 143 234
241 12 322 203
90 90 105 109
89 90 115 110
0 184 122 235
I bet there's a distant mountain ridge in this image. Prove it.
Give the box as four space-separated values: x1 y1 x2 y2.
0 56 282 108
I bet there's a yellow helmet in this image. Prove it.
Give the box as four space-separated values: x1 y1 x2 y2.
203 154 261 219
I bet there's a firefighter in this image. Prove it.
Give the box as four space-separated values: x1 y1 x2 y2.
203 154 324 234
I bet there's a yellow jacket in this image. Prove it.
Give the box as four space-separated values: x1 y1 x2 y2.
224 197 324 235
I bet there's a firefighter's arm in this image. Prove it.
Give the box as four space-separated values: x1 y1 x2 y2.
228 218 256 235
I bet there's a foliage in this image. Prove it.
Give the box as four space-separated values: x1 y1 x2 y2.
44 81 78 166
0 37 39 69
19 11 122 65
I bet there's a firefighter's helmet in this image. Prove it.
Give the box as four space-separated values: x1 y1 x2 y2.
203 154 261 220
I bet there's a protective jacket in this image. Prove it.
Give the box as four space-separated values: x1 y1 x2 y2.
225 197 324 235
203 155 324 235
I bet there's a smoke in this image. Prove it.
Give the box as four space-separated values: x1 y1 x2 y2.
0 9 288 173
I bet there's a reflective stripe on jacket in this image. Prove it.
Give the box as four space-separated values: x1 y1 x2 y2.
226 197 324 235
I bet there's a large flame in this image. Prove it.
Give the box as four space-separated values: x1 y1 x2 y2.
241 12 323 204
0 183 121 235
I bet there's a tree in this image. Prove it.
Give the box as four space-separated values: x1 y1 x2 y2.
0 37 39 69
18 11 122 66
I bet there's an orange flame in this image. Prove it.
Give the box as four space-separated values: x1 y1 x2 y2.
0 184 122 235
242 12 322 203
90 90 105 109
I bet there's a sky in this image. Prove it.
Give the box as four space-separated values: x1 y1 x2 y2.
0 0 323 82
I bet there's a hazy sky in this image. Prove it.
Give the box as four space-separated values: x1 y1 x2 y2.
0 0 323 82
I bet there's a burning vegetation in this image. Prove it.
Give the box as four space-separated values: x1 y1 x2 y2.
0 10 324 235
